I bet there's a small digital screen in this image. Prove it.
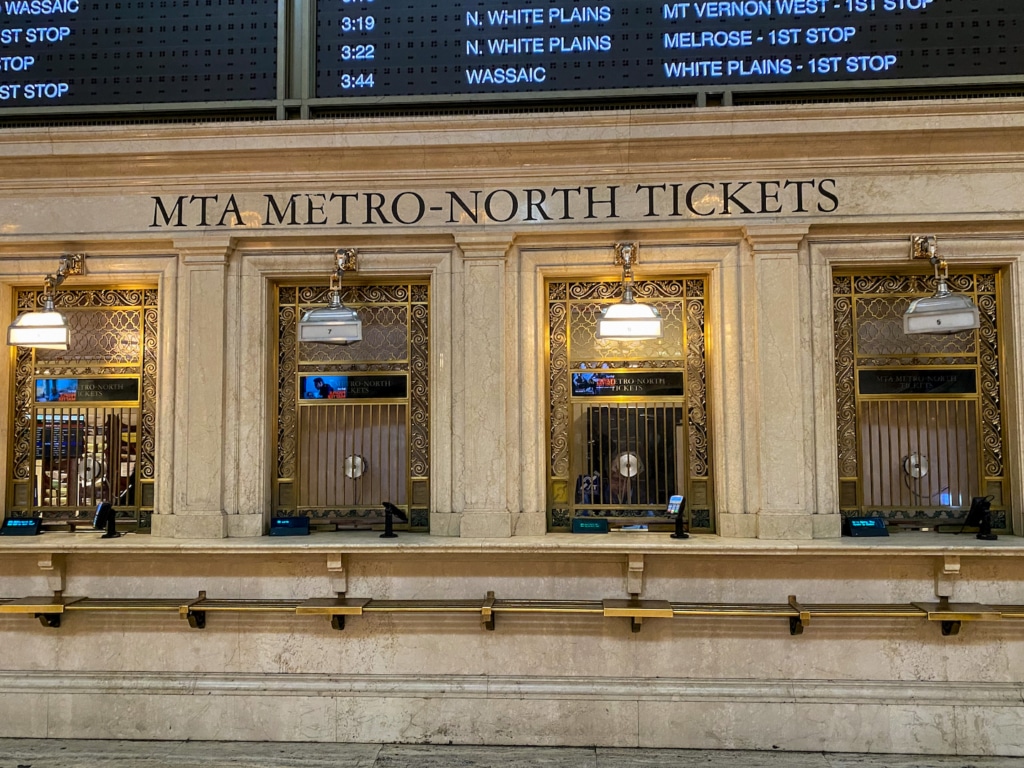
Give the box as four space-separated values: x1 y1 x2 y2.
36 377 139 402
299 374 408 401
35 378 77 402
572 372 684 397
302 375 350 400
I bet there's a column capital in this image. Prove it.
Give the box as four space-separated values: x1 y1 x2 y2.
455 233 516 260
173 236 237 265
743 225 810 254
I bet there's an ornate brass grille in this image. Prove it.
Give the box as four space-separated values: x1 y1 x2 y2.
275 282 430 530
8 288 158 529
547 277 711 532
833 271 1006 529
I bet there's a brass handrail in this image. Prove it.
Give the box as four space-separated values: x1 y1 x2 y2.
0 591 1018 636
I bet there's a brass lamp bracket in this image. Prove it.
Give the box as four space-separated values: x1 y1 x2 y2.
42 253 85 299
613 242 639 301
910 235 953 297
335 248 357 273
910 235 937 261
329 248 357 293
613 242 638 269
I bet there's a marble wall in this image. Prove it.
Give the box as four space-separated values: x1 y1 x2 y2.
0 546 1023 754
0 98 1023 753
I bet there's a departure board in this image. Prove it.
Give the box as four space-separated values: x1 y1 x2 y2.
0 0 277 108
316 1 1022 99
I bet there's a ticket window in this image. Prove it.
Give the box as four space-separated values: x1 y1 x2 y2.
274 281 431 530
546 276 713 532
8 288 157 528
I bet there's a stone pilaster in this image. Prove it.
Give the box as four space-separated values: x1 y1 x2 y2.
744 226 820 540
151 237 238 539
452 234 522 538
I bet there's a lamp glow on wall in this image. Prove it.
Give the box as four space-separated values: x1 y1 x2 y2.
298 248 363 345
597 242 663 341
6 253 85 351
903 235 980 335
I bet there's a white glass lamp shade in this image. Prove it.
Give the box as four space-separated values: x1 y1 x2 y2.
298 296 363 345
597 301 663 341
903 293 980 335
7 301 71 350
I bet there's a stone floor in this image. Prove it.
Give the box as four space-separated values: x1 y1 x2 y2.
0 741 1017 768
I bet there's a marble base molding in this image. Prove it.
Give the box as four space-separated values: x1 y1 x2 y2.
1 671 1020 755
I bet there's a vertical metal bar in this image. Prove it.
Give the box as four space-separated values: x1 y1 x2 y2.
300 405 309 508
343 403 349 507
316 403 323 508
892 400 901 509
307 403 314 509
325 404 334 507
871 401 882 508
384 402 391 508
307 404 315 508
336 403 344 507
893 399 902 509
640 402 647 506
944 400 956 509
357 401 365 508
394 400 400 510
298 405 307 508
881 400 891 508
383 404 391 506
302 404 310 509
925 399 937 506
60 406 67 509
898 398 906 508
955 399 965 508
946 399 954 507
381 403 389 509
909 399 917 514
378 402 385 508
371 402 379 509
655 404 663 505
320 404 328 508
902 400 912 509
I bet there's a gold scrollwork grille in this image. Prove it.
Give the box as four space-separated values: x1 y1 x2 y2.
275 281 430 530
547 277 712 532
832 270 1006 530
8 288 158 529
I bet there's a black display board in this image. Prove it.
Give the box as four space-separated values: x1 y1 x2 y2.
858 368 977 395
572 372 684 397
0 0 278 108
316 0 1022 99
